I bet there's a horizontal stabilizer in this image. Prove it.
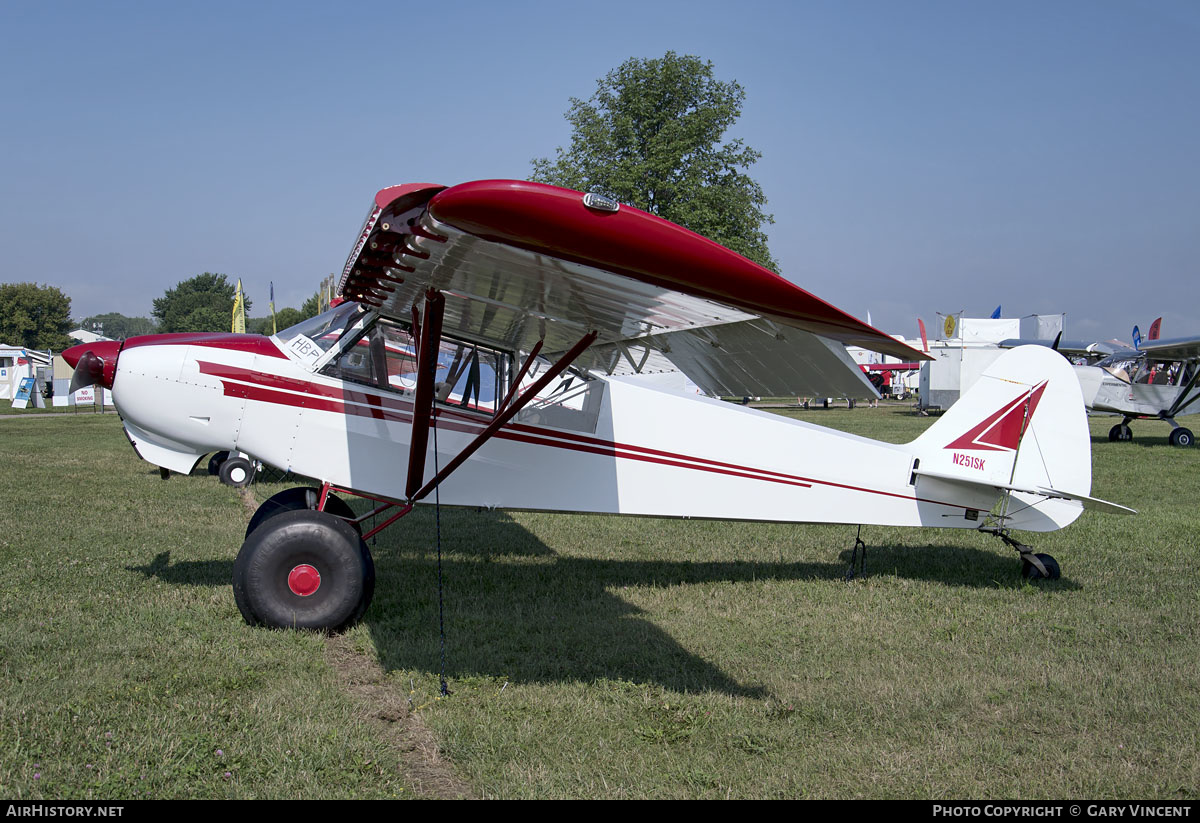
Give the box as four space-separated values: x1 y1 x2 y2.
1033 487 1136 515
914 467 1136 515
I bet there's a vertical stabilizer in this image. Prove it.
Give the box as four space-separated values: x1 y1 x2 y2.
909 345 1092 531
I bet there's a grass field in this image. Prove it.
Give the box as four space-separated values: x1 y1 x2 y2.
0 405 1197 799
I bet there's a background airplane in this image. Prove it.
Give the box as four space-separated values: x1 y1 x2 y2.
1074 336 1200 447
996 318 1196 447
999 336 1116 366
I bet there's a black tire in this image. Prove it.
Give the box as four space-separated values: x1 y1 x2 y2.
245 487 359 539
232 509 374 631
208 451 231 476
1021 553 1061 581
1108 424 1133 442
219 456 254 488
1169 427 1194 448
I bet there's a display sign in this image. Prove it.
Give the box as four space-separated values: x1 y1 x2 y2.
12 377 35 409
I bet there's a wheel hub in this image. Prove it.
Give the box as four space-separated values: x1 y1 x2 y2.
287 564 322 597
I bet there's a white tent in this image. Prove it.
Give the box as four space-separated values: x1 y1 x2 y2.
0 346 51 401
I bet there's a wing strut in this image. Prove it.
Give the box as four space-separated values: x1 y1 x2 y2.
407 329 599 505
405 289 446 499
497 339 543 413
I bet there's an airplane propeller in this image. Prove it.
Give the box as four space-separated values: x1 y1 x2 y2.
63 341 122 393
69 349 105 393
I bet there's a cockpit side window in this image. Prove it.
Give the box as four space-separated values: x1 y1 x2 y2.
316 314 605 432
319 317 507 414
322 326 383 389
430 338 506 414
514 354 605 433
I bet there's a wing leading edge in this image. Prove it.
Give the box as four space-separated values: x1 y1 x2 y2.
337 180 928 397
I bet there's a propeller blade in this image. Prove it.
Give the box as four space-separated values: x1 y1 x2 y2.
63 341 122 393
69 350 105 393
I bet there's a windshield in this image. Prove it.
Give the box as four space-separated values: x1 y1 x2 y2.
1095 352 1143 371
275 302 366 364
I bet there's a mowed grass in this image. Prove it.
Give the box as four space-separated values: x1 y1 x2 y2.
1 406 1198 798
0 414 413 799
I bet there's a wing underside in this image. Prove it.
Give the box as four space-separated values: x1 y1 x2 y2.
585 320 878 398
336 181 927 397
1139 336 1200 362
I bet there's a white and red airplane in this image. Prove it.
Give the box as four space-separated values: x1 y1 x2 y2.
64 180 1132 631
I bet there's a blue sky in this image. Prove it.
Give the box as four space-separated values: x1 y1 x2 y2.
2 0 1197 342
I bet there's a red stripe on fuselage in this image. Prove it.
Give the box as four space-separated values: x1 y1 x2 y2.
199 359 814 489
221 380 413 424
126 333 287 359
199 360 405 410
197 360 980 508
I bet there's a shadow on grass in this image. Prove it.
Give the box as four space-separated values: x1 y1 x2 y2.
836 543 1081 591
361 510 1081 698
367 555 780 698
125 508 1079 698
1089 431 1191 449
127 552 232 586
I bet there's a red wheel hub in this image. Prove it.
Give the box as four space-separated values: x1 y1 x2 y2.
288 564 321 597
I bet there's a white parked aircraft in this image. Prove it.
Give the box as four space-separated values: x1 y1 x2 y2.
64 180 1133 631
1074 337 1200 447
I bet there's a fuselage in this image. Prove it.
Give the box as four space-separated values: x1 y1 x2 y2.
1074 362 1199 420
98 327 1031 531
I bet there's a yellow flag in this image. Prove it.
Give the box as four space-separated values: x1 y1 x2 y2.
232 279 246 334
943 314 957 338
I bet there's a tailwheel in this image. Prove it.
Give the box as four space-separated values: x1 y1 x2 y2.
983 528 1062 582
245 486 360 539
1108 423 1133 442
233 509 374 631
218 455 255 488
1169 427 1194 448
1020 552 1061 581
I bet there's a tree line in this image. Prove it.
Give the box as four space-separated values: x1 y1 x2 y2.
1 275 325 350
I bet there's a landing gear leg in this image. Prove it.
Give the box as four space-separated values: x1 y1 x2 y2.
983 528 1061 581
845 526 867 581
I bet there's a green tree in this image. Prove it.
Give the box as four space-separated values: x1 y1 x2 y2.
531 52 777 270
76 312 157 340
0 282 72 350
152 273 251 333
300 293 322 319
246 307 303 335
275 306 304 330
